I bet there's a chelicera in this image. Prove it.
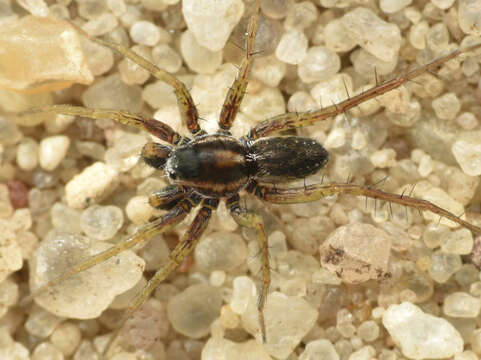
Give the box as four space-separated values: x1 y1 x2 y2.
22 1 481 356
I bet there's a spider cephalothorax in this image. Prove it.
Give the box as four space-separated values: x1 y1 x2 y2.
21 1 481 356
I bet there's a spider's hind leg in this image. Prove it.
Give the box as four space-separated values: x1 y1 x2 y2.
227 194 270 343
218 0 260 131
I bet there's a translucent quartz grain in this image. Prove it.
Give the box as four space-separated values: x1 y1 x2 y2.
194 231 247 272
298 46 341 83
324 19 357 53
459 0 481 35
32 342 64 360
275 29 308 65
299 339 339 360
30 232 144 319
65 162 119 209
152 44 182 73
38 135 70 171
380 0 412 13
356 320 380 342
289 216 334 255
409 20 429 49
383 302 463 359
230 276 255 314
456 112 478 130
284 1 318 30
16 0 48 17
341 7 401 62
202 338 271 360
443 292 481 318
118 45 151 85
182 0 244 52
242 291 318 359
351 49 398 79
319 223 393 283
441 228 473 255
82 74 143 113
125 195 157 225
130 21 160 46
50 322 82 356
80 205 123 241
167 284 222 338
452 132 481 176
240 87 285 121
0 116 21 146
82 13 118 37
180 30 222 74
429 251 462 283
432 0 456 9
51 202 82 234
80 38 114 76
0 16 92 92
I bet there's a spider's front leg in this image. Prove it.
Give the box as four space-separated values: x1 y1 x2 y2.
68 22 203 136
249 182 481 235
104 197 219 357
227 194 269 343
20 105 185 145
218 0 259 131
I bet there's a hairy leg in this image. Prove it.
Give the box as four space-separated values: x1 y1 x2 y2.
68 22 203 136
218 0 259 131
21 193 201 307
247 42 481 139
227 194 270 342
248 182 481 235
104 197 219 356
20 105 185 145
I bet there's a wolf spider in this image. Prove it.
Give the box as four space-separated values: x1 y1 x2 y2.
21 0 481 356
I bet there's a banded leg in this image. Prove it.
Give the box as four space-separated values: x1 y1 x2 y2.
247 42 481 139
227 195 269 342
69 22 203 136
218 0 260 130
20 105 184 145
21 193 201 306
248 182 481 235
104 197 219 356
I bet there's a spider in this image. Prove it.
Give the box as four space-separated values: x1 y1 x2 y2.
20 1 481 356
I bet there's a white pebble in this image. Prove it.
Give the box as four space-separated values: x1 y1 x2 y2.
298 46 341 83
299 339 339 360
275 29 308 65
202 338 271 360
31 232 144 319
382 302 463 359
370 149 397 168
452 136 481 176
341 7 401 62
16 137 38 171
81 205 124 241
180 30 222 74
380 0 412 14
38 135 70 171
182 0 244 52
459 0 481 36
230 276 255 314
130 21 160 46
432 92 460 121
65 162 119 209
444 292 481 318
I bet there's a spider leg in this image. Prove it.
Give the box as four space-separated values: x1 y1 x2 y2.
227 195 269 343
67 22 203 136
247 42 481 139
218 0 259 131
21 193 201 307
248 182 481 235
19 105 185 145
104 197 219 356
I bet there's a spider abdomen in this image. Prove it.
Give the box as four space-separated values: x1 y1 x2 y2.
248 136 329 182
